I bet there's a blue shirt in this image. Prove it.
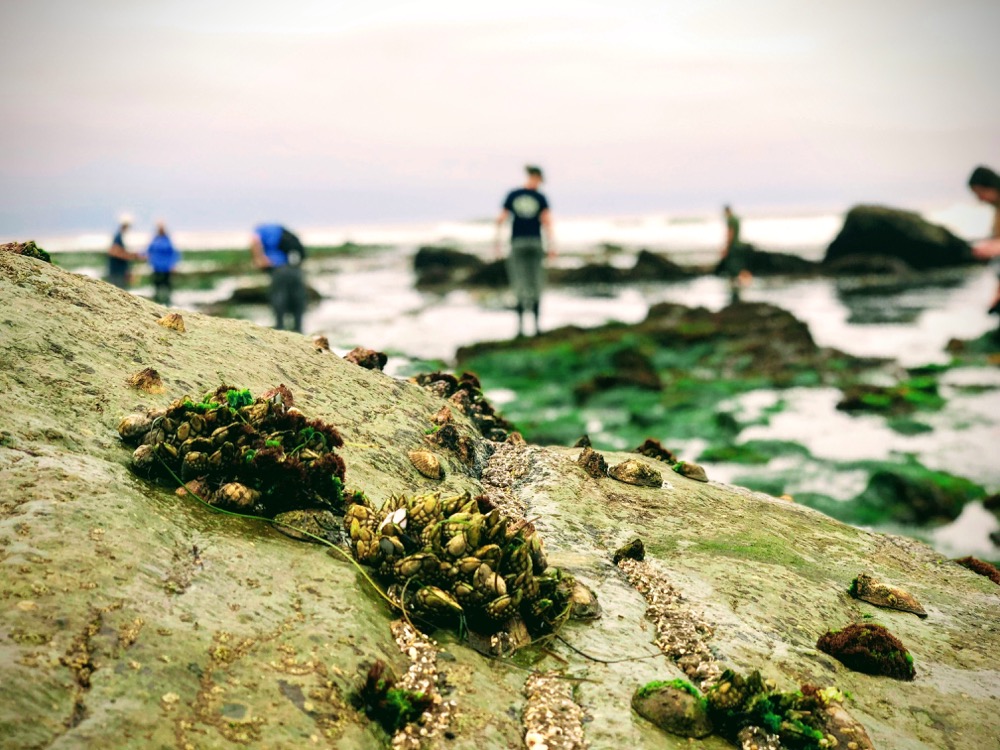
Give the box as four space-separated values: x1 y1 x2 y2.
503 189 549 240
147 233 180 273
255 224 288 267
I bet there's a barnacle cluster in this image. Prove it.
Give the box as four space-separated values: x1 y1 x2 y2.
118 385 346 518
703 670 872 749
344 491 574 635
411 371 513 442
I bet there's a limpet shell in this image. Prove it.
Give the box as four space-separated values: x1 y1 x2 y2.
673 460 708 483
125 367 165 394
131 444 156 470
156 312 186 332
608 458 662 488
213 482 259 509
409 449 444 479
850 573 927 618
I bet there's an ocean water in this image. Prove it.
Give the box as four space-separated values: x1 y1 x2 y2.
23 203 1000 556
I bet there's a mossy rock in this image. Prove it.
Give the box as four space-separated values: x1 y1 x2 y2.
632 681 713 738
817 623 916 680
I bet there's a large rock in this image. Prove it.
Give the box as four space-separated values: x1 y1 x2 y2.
1 252 999 749
823 205 973 270
413 246 485 288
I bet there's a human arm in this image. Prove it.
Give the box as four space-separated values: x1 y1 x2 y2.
250 234 272 269
541 208 556 260
494 209 509 259
972 238 1000 260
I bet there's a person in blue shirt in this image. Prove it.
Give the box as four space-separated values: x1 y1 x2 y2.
494 165 556 337
107 214 143 290
250 224 308 332
147 222 180 305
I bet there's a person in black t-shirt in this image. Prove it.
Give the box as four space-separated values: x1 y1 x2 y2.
494 165 555 337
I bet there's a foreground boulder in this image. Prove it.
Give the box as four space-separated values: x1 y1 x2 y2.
1 252 999 749
823 205 973 270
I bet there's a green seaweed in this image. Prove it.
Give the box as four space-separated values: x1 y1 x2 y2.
637 678 703 701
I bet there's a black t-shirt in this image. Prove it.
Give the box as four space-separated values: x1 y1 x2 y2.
503 188 549 239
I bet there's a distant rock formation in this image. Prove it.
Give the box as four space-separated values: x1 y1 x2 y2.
823 205 973 270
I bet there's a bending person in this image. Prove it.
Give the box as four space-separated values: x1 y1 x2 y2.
250 224 308 332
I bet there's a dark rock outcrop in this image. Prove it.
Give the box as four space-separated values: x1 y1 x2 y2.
823 205 973 270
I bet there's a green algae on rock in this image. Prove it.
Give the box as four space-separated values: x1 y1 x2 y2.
631 679 713 738
704 670 875 750
1 240 51 263
816 623 916 681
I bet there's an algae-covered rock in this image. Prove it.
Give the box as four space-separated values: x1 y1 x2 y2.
632 680 713 738
817 623 916 680
1 240 51 263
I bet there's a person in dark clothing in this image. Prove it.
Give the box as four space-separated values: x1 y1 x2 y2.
717 205 753 302
147 222 180 305
107 214 142 290
494 165 555 337
968 165 1000 314
250 224 308 332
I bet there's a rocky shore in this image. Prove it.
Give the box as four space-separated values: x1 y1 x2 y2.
1 249 999 749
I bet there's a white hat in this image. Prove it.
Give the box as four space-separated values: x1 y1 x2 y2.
118 212 134 226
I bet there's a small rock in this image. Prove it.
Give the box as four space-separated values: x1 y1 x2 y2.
313 335 330 351
632 683 713 738
613 538 646 564
673 460 708 482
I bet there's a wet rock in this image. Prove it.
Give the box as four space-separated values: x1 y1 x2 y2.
272 509 341 544
608 458 662 487
954 556 1000 585
225 284 322 305
576 446 608 478
632 681 713 738
816 623 916 680
414 246 484 287
849 572 927 617
612 538 645 564
837 376 942 415
823 204 973 270
573 346 661 401
343 346 388 371
673 460 708 483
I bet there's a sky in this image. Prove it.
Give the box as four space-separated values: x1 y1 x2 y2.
1 0 998 236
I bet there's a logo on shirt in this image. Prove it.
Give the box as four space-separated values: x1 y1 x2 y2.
512 194 541 218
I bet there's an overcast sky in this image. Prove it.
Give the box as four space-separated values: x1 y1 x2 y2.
1 0 997 235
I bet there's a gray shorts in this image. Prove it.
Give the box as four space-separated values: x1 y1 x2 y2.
506 238 545 307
